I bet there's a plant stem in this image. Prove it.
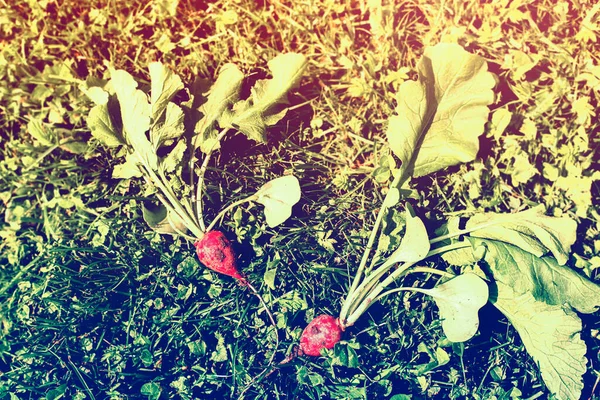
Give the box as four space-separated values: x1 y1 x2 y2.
205 195 255 233
429 228 472 244
345 260 416 327
406 266 455 277
135 153 204 239
340 261 391 326
425 241 472 257
377 285 442 302
343 241 471 327
194 127 230 232
158 167 196 224
340 172 404 321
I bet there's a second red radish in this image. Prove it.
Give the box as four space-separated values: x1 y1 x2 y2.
299 314 342 356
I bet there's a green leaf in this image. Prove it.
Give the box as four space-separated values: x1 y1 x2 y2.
254 175 302 228
493 292 586 400
161 140 187 173
418 273 489 342
86 104 124 147
140 382 162 400
276 290 307 312
465 206 577 265
382 188 400 207
473 239 600 315
148 61 184 121
151 102 185 148
112 153 143 179
81 85 109 105
222 53 307 142
438 217 485 266
27 118 55 146
264 267 277 290
380 205 429 268
142 202 188 236
195 63 244 153
474 239 600 400
111 69 156 168
386 43 496 180
210 331 228 362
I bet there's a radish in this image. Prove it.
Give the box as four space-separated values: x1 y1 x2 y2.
85 59 305 386
194 231 245 283
299 314 342 356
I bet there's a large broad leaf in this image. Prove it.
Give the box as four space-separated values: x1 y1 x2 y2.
386 43 496 180
418 273 489 342
195 63 244 153
148 62 184 121
438 207 577 266
87 103 124 147
380 205 430 268
492 285 588 400
465 206 577 265
254 175 301 228
220 53 307 142
473 239 600 315
473 238 600 399
111 69 156 169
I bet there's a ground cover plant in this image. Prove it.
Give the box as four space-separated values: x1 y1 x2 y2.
1 0 599 399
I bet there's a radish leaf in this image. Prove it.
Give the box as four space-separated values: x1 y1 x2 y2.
195 63 244 153
148 61 184 121
220 53 307 142
254 175 302 228
475 239 600 400
426 273 488 342
494 291 586 400
110 69 156 169
464 206 577 265
161 140 187 173
473 239 600 315
380 205 429 268
112 153 143 179
439 207 577 266
151 102 185 148
87 103 124 147
386 43 496 181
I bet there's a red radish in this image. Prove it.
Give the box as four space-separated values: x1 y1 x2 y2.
299 314 342 356
194 231 245 282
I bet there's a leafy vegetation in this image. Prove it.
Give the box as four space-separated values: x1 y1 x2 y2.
1 0 599 399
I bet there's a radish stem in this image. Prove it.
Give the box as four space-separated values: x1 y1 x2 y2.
135 153 204 238
340 172 404 321
195 127 230 232
406 266 455 277
343 241 471 326
205 196 256 233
